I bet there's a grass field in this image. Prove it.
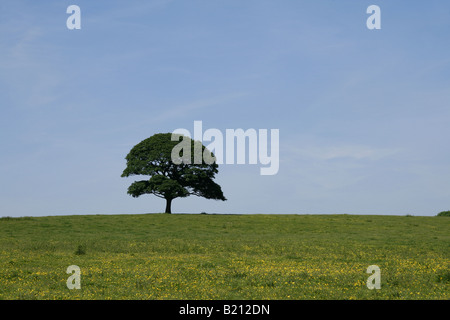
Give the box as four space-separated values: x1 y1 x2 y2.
0 213 448 300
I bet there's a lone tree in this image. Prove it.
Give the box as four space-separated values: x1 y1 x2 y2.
121 133 226 213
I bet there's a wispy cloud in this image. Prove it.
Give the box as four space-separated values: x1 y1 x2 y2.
87 0 174 27
280 138 402 190
286 144 400 162
151 92 248 123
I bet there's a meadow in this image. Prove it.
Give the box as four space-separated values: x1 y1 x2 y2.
0 213 448 300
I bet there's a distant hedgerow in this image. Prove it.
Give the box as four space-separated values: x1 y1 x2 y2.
437 211 450 217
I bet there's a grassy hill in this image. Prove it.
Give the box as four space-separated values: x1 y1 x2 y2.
0 213 448 299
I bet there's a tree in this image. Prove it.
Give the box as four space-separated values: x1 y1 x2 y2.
121 133 226 213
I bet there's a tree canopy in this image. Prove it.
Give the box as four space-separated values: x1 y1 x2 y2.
121 133 226 213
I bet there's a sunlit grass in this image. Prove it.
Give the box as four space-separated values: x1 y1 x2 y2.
0 214 448 299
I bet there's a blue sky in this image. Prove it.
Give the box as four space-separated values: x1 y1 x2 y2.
1 0 449 216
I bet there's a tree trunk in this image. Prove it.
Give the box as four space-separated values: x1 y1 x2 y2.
165 198 172 214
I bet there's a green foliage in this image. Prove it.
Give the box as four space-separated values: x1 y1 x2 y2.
121 133 226 213
437 211 450 217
